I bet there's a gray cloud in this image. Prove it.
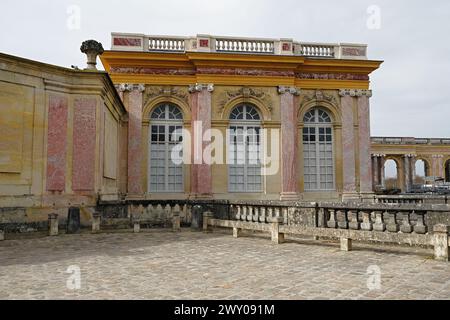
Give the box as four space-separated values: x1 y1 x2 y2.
1 0 449 138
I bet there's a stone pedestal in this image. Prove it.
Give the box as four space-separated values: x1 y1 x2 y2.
233 227 242 238
202 211 213 233
66 207 80 234
340 238 352 251
0 230 5 241
48 213 59 236
433 224 449 261
191 205 203 231
270 217 284 244
92 212 101 233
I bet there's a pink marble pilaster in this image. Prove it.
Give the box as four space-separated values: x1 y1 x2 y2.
279 87 299 200
357 95 373 194
127 84 144 195
340 94 357 196
72 98 97 191
189 84 213 197
46 95 68 191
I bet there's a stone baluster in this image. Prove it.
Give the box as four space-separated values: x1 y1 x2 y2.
414 211 427 234
274 207 281 218
386 211 399 232
235 205 241 220
241 206 247 221
0 230 4 241
282 207 289 225
259 207 267 223
267 207 274 220
247 206 253 221
253 207 259 222
348 210 360 230
400 211 413 233
48 213 59 236
327 209 338 229
338 210 349 229
373 211 386 232
173 204 181 232
92 212 101 233
360 211 373 231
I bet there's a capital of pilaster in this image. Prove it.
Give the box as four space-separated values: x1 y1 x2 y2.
432 154 444 159
277 86 300 96
188 83 214 93
338 89 372 98
117 83 145 93
403 154 416 158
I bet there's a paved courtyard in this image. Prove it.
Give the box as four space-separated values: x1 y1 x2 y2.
0 229 449 300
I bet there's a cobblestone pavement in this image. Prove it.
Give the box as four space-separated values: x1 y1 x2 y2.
0 229 449 300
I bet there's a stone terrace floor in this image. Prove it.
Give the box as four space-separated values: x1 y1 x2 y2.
0 229 449 300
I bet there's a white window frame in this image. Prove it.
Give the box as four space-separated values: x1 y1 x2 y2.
302 108 335 191
228 104 263 193
148 104 184 193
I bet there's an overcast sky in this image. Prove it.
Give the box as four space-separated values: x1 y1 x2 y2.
1 0 449 138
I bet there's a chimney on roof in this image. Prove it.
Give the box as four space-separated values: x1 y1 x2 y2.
80 40 104 70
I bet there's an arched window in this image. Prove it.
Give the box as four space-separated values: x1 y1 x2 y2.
149 103 183 192
303 108 334 191
228 104 262 192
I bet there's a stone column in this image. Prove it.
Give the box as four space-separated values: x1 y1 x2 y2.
278 86 300 200
357 91 373 198
438 155 444 179
125 84 145 197
189 84 214 198
339 90 358 201
372 154 380 190
380 155 386 188
403 154 412 193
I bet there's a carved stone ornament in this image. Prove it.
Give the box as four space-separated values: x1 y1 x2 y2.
188 83 214 93
117 84 145 93
144 86 189 105
217 86 273 115
338 89 373 97
277 86 300 95
299 89 338 108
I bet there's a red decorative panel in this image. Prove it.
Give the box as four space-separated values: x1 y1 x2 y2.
46 95 68 191
113 37 142 47
199 39 209 48
282 43 291 51
72 98 97 191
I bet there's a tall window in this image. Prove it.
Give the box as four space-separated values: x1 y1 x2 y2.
149 103 183 192
303 108 334 191
228 104 262 192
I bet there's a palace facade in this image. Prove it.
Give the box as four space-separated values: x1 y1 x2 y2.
0 33 449 229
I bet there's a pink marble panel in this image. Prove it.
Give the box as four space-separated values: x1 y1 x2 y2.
46 95 68 191
280 93 298 194
358 96 373 193
341 95 356 193
113 38 142 47
190 90 212 196
72 98 97 191
127 89 143 195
